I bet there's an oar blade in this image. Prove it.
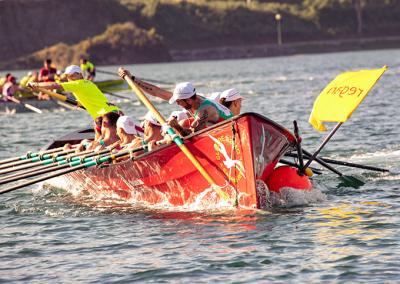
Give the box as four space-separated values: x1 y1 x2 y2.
338 175 365 188
24 103 43 114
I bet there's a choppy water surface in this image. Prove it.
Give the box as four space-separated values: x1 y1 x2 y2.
1 49 400 283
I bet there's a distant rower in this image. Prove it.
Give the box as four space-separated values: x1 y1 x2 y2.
80 58 96 81
29 65 119 119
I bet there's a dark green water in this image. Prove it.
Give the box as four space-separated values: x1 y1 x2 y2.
1 49 399 283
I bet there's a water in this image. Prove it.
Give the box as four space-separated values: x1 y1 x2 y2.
1 49 400 283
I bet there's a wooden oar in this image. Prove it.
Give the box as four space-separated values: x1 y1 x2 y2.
32 87 85 109
0 147 77 171
301 150 365 186
279 159 322 175
122 73 230 202
57 100 78 110
0 148 112 185
0 148 110 181
97 69 173 85
0 146 66 166
103 91 131 100
8 96 42 114
0 148 83 175
0 147 143 195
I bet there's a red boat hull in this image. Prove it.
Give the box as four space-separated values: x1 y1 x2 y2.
59 113 296 209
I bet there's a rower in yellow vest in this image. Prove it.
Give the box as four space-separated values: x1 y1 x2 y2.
19 71 38 88
80 58 96 81
28 65 119 119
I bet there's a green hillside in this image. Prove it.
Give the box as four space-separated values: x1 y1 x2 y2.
1 0 399 69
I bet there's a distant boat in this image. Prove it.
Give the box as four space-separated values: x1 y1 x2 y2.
0 79 126 114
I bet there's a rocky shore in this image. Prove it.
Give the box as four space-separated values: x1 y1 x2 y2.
170 36 400 62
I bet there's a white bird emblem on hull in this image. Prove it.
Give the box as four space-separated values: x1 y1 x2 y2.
209 135 246 178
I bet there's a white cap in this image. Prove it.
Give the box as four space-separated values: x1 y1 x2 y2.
169 82 196 104
208 92 221 102
220 88 243 102
168 110 188 122
63 65 82 75
116 116 137 135
144 111 161 126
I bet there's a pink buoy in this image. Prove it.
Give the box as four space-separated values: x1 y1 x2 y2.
266 166 312 193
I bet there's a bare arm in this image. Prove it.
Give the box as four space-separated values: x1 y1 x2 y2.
28 81 63 91
118 67 172 101
190 109 209 132
168 117 192 137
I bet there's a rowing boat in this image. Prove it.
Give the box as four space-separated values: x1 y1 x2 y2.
94 79 126 91
45 113 312 209
0 79 126 114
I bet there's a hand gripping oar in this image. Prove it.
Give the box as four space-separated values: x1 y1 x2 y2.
0 148 77 172
0 148 113 185
0 146 66 166
122 74 230 202
0 147 143 195
8 96 42 114
97 69 173 86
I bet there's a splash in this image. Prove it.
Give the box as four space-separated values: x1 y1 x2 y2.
269 187 326 208
38 174 327 213
40 176 238 213
350 148 400 161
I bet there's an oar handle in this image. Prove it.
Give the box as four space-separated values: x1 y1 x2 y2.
0 149 112 185
0 146 66 166
0 147 142 195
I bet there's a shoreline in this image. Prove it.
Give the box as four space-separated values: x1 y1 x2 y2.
170 36 400 62
2 36 400 73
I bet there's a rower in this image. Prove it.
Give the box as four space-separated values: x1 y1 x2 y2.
90 111 121 151
29 65 120 120
0 73 12 92
69 116 104 152
118 68 233 136
39 59 57 82
2 76 23 101
38 59 57 100
80 58 96 81
20 71 38 88
111 116 142 154
219 88 243 116
207 92 221 102
142 111 163 151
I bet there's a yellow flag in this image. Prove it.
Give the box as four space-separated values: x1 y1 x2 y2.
309 66 387 131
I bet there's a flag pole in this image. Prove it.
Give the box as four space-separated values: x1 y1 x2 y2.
304 122 343 169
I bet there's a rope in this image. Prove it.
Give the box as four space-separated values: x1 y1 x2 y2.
231 122 239 207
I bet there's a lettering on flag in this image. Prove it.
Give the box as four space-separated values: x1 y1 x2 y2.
309 66 387 131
